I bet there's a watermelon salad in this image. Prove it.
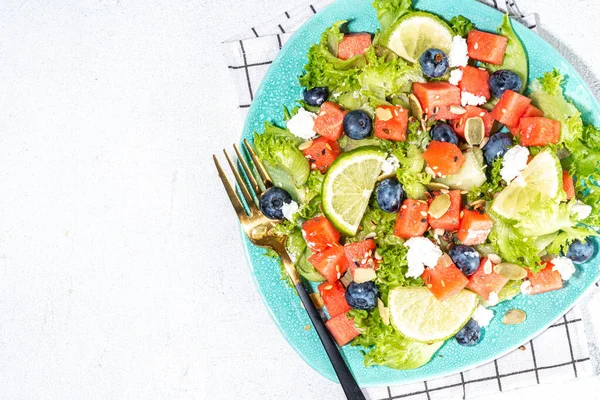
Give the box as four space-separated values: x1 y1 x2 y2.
252 0 600 370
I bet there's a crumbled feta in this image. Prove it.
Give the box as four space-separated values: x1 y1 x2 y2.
286 108 317 139
472 305 494 328
381 155 400 175
281 200 299 222
520 280 532 295
488 291 499 306
404 237 443 279
500 145 529 183
448 69 463 86
449 36 469 68
572 200 592 220
552 256 576 280
461 91 487 106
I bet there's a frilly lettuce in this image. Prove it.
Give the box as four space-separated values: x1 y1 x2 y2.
349 308 443 369
514 196 577 237
450 15 474 37
253 122 310 202
488 214 543 272
372 0 413 36
467 157 504 202
393 143 431 200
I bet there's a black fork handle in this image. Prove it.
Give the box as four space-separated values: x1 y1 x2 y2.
295 282 366 400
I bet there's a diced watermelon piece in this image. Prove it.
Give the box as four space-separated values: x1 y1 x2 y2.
466 258 509 301
422 141 465 176
325 313 360 346
318 281 351 318
490 90 531 127
452 106 494 138
301 136 341 174
394 199 429 239
421 261 469 301
527 261 563 295
563 171 575 200
337 33 372 60
517 117 561 147
522 104 544 118
302 216 340 252
457 209 494 245
428 190 462 231
374 105 408 141
344 239 378 276
313 102 347 141
467 30 508 65
308 246 349 284
413 82 462 120
459 66 491 100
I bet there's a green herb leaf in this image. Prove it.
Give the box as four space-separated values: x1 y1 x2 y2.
449 15 474 36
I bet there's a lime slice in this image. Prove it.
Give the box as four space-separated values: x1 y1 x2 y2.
322 147 386 236
490 149 562 221
384 12 454 63
388 287 478 342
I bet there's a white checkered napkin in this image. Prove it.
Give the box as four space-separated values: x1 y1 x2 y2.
220 1 600 399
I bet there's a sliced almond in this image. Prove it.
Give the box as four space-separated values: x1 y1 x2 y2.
378 298 390 326
503 309 527 325
488 253 502 264
364 232 376 239
494 263 527 280
450 105 467 115
483 258 493 274
428 193 451 219
465 117 485 146
340 270 353 288
353 268 377 283
376 107 393 121
309 292 324 309
479 136 490 148
298 140 313 151
377 171 396 181
425 166 436 177
409 94 424 122
427 182 450 191
434 228 445 236
438 253 454 268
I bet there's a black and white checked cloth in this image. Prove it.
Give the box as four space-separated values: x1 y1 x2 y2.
221 1 600 398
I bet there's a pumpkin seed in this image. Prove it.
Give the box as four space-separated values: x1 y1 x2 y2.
428 193 451 219
494 263 527 280
353 268 377 283
502 309 527 325
309 292 324 309
450 105 467 115
469 199 486 208
409 94 424 121
378 298 390 326
465 117 485 146
298 140 313 151
427 182 450 191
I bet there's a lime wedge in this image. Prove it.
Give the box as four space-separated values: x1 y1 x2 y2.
384 12 454 63
491 149 562 221
321 147 386 236
388 287 478 342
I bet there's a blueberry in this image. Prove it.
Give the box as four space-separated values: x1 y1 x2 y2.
455 319 481 346
483 132 512 165
565 239 596 263
345 281 378 311
259 187 292 220
489 70 523 98
303 87 329 106
448 245 480 277
376 178 405 213
430 123 459 145
343 110 372 140
419 48 449 78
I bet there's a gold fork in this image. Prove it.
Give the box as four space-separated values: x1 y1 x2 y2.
213 139 365 400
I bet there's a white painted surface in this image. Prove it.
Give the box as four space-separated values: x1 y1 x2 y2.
0 0 599 399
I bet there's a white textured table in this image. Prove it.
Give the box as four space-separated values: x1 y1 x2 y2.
0 0 599 399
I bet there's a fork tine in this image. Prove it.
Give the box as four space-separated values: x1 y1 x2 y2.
223 149 257 213
213 155 247 219
234 143 261 198
243 139 273 190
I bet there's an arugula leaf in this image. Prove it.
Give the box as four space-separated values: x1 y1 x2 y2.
483 15 528 94
349 308 443 369
393 143 431 200
450 15 474 36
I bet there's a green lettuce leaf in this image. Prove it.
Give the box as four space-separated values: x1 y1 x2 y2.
514 196 577 237
483 15 528 94
467 157 504 202
295 248 325 282
450 15 474 37
393 143 431 200
488 214 543 272
349 308 443 369
295 170 324 220
373 0 413 36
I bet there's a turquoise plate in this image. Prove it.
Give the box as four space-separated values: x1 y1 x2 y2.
239 0 600 386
